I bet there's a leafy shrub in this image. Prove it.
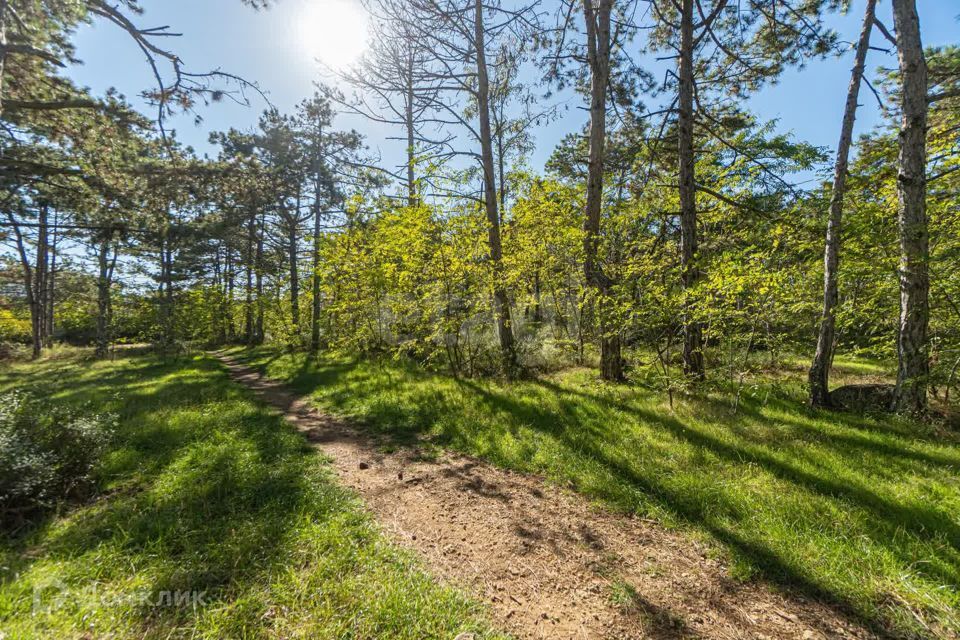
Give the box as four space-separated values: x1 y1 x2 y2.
0 309 31 343
0 391 115 528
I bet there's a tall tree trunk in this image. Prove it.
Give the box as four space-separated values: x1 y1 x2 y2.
582 0 623 382
255 212 265 344
0 0 8 119
165 242 175 348
497 129 507 215
678 0 704 380
225 246 236 341
311 119 326 353
6 211 39 359
213 245 226 344
891 0 929 413
45 209 57 347
33 205 48 359
532 270 543 323
95 235 116 358
156 237 165 352
311 196 323 353
288 211 301 342
474 0 517 374
406 49 418 207
245 209 256 344
158 233 175 357
809 0 877 407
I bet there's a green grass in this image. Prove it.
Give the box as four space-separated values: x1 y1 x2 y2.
777 352 895 380
225 346 960 639
0 352 505 639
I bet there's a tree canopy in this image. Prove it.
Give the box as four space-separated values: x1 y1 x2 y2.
1 0 956 415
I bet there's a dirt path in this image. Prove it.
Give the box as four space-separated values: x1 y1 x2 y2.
215 353 874 640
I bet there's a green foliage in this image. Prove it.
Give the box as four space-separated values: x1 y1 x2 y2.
55 296 98 343
317 197 506 373
0 390 115 527
0 309 31 343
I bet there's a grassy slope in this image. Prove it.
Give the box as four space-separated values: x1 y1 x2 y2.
226 347 960 639
0 352 504 640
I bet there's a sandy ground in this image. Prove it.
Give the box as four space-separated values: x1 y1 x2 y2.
215 352 875 640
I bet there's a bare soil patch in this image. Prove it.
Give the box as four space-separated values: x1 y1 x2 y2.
215 353 875 640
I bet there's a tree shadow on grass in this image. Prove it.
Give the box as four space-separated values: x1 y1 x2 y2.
218 346 284 376
282 354 445 446
34 426 320 608
532 379 960 549
453 378 957 637
0 355 348 637
614 585 697 639
213 351 959 636
694 386 960 452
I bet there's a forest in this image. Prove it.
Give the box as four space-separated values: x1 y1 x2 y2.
1 1 958 639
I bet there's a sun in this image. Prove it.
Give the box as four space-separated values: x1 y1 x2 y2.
297 0 369 69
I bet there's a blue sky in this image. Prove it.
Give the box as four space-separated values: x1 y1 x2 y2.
68 0 958 178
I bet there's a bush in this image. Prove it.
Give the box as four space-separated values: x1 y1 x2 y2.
0 391 115 528
0 309 31 343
